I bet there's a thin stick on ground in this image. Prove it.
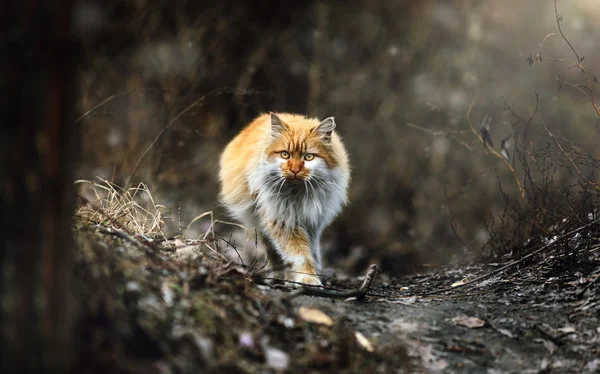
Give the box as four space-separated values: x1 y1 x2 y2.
282 264 379 301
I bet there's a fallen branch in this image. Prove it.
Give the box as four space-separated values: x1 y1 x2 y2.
287 264 379 301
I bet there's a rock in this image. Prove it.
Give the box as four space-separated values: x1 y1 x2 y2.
265 347 289 371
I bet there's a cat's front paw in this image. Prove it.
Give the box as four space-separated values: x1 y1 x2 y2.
288 274 322 288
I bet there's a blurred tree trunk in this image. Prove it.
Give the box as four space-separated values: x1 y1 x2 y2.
0 1 78 372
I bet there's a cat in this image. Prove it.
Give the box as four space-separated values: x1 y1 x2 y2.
218 112 350 286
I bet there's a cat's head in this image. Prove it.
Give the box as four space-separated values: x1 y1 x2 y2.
265 113 339 183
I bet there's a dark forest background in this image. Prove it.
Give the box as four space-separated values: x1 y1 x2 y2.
76 0 600 275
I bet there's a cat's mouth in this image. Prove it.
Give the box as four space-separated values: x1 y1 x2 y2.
282 173 306 184
284 176 304 184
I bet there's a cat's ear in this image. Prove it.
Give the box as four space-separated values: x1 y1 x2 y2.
270 113 288 136
315 117 336 142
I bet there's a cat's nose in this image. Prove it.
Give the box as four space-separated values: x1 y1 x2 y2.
290 166 300 175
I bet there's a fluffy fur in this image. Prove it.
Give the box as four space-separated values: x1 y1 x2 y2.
218 113 350 286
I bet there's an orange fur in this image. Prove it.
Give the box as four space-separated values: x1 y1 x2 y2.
218 113 350 286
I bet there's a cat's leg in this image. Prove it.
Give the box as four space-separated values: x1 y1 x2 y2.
265 224 322 287
260 233 287 283
310 227 324 272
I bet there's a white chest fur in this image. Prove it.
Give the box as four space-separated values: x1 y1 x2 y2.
247 160 348 234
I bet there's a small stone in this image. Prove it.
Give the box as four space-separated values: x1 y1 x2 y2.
265 347 289 371
239 332 254 349
161 283 174 307
277 315 295 328
123 281 141 306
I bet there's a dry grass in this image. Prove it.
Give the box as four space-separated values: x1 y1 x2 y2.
74 178 252 265
75 178 171 239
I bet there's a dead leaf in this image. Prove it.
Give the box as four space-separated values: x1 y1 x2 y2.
557 326 576 334
355 331 375 352
496 328 515 338
450 315 486 328
451 278 469 287
298 307 334 327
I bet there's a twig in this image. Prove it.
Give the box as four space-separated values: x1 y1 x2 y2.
540 118 600 192
526 91 540 127
553 0 580 66
221 237 245 267
406 123 474 151
420 218 600 296
537 0 600 118
292 264 379 301
444 187 472 252
465 99 526 199
76 88 138 123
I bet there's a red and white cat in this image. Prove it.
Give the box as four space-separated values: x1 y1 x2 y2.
218 113 350 286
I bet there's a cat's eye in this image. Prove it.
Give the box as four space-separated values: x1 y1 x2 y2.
304 153 315 161
280 151 290 159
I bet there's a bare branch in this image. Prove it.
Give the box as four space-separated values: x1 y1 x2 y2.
280 264 379 301
465 99 526 199
76 88 138 123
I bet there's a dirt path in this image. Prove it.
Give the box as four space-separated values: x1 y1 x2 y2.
73 221 600 373
297 260 600 373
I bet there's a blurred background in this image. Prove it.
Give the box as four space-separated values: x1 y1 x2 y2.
76 0 600 275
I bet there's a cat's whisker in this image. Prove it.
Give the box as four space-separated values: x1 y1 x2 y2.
272 177 281 189
275 178 286 201
303 178 310 196
264 178 279 190
304 179 314 203
314 175 333 192
306 178 316 199
308 176 325 192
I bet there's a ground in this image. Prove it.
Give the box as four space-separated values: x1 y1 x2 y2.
72 211 599 374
